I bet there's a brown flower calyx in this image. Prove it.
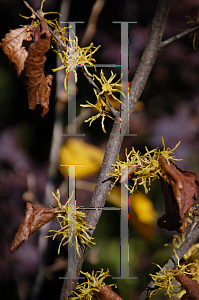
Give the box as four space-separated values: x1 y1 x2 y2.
175 273 199 300
94 285 124 300
157 155 199 233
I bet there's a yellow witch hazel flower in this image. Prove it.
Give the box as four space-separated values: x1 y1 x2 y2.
161 136 182 165
52 34 100 86
149 250 196 299
80 69 125 133
71 269 116 300
165 234 199 298
107 137 182 194
93 69 125 104
46 190 95 256
20 0 61 28
80 100 114 133
186 11 199 49
50 19 69 46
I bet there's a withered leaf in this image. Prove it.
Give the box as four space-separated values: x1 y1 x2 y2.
182 294 196 300
175 273 199 300
20 18 53 118
94 286 124 300
0 26 32 77
10 202 59 251
157 155 199 233
0 18 53 117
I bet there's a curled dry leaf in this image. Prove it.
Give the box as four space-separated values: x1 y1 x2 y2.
22 19 53 117
175 273 199 300
21 18 53 117
94 285 124 300
10 202 59 251
0 18 53 117
0 26 32 77
157 155 199 233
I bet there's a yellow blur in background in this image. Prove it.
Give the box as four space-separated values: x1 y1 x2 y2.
107 187 157 240
59 138 104 179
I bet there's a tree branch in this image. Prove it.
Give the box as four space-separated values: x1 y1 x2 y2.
59 0 173 298
160 23 199 48
137 226 199 300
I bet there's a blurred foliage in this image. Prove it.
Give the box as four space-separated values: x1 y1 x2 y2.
107 187 157 239
59 138 104 178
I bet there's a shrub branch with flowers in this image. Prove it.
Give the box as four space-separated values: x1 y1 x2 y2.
2 0 199 299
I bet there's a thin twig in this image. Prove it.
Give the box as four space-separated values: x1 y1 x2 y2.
80 0 106 47
23 0 67 49
189 217 199 235
31 113 64 300
60 0 173 298
160 23 199 48
137 225 199 300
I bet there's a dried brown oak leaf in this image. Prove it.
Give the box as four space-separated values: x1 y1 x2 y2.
94 286 124 300
0 26 32 77
157 155 199 233
20 18 53 118
175 273 199 300
0 18 53 117
10 202 59 251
